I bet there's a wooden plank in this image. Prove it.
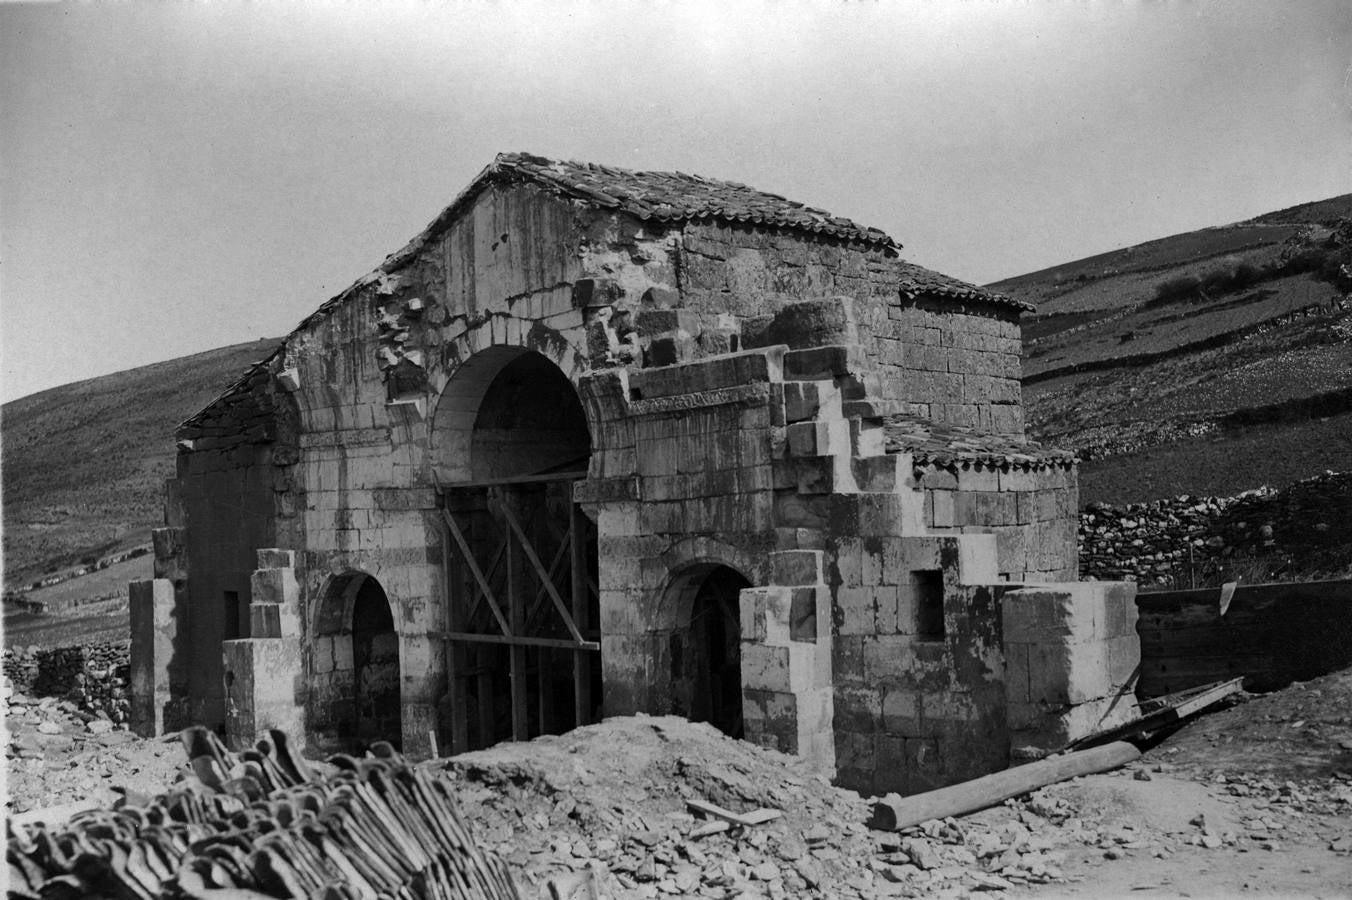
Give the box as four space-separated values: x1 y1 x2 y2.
448 470 587 488
868 741 1141 832
465 537 507 625
687 798 784 828
476 652 494 749
441 508 512 637
522 528 571 632
571 502 592 728
508 529 528 742
442 631 600 651
1068 678 1244 751
498 499 587 645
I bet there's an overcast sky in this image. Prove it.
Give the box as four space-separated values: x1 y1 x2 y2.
2 0 1349 403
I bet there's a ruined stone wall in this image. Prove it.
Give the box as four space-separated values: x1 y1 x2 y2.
173 363 301 727
175 444 278 725
675 223 1023 435
917 462 1079 582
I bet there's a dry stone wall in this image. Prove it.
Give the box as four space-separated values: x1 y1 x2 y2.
1079 471 1352 586
2 641 131 723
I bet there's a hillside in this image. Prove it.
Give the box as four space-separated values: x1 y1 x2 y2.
2 340 279 591
993 194 1352 506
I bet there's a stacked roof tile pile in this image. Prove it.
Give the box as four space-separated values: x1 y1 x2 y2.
7 727 520 900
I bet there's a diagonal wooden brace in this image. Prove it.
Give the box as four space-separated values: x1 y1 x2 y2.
440 508 512 637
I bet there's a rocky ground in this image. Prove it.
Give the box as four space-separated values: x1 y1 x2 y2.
7 670 1352 898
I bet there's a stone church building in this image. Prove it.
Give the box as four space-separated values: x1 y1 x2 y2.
130 153 1139 795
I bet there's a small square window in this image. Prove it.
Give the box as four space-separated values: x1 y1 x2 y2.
913 570 944 641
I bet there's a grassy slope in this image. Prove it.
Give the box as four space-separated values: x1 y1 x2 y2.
2 339 279 590
994 193 1352 506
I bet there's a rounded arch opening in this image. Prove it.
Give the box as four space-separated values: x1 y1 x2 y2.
663 563 752 739
309 571 401 752
432 347 591 484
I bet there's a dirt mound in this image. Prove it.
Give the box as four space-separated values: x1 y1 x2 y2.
1149 666 1352 782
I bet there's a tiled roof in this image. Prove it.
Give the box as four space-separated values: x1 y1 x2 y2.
892 261 1033 312
467 152 898 248
884 415 1075 469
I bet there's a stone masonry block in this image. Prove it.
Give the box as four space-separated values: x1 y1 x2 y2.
836 586 876 636
833 538 865 587
863 635 910 684
882 688 921 735
789 587 821 642
255 548 295 570
956 465 1001 492
930 490 955 528
251 567 298 607
1004 641 1031 704
1107 634 1141 689
786 419 850 457
741 644 793 694
1002 589 1077 643
740 586 773 640
853 455 902 493
1026 638 1112 706
957 534 999 584
833 686 882 732
783 382 823 423
782 344 870 380
770 550 822 587
918 467 958 491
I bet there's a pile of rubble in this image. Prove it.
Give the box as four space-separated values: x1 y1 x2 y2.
1078 471 1352 585
435 715 1214 898
4 688 180 816
2 641 131 724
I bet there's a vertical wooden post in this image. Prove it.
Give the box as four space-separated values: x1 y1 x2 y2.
570 502 592 727
476 649 494 748
507 493 529 741
445 508 470 755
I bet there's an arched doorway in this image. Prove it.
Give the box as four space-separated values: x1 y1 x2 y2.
433 347 601 753
310 571 401 752
666 564 751 739
351 576 400 750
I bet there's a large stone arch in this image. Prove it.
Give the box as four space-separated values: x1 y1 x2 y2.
428 320 591 485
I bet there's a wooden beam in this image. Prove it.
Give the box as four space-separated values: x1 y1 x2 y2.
443 632 600 651
465 537 507 625
522 527 571 632
441 517 469 756
868 741 1141 832
507 530 528 742
445 470 586 489
497 500 587 645
440 508 512 637
570 502 593 728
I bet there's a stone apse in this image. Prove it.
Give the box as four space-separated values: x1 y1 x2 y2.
130 153 1139 794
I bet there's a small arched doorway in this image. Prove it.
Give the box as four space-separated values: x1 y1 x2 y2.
352 576 400 750
667 564 751 739
311 571 401 752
